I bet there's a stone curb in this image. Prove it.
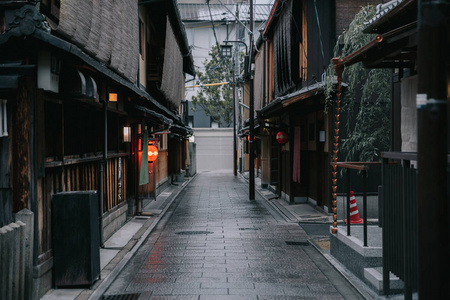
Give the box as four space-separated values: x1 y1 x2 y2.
308 237 376 300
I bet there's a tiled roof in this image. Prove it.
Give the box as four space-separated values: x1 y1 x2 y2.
363 0 413 32
178 4 272 22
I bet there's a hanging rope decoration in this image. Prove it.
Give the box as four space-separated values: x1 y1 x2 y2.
331 58 344 234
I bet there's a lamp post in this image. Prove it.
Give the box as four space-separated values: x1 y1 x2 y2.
221 40 248 177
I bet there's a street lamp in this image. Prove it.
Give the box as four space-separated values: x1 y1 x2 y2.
220 43 233 58
221 40 249 79
221 40 248 57
220 40 248 177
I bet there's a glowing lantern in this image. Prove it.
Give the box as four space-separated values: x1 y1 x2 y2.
147 145 159 162
276 131 288 144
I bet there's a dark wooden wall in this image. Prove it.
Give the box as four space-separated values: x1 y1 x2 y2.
37 95 129 262
0 105 12 227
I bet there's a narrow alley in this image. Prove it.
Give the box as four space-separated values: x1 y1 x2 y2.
102 172 363 300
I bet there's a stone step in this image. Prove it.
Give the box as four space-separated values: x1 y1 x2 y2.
364 267 404 294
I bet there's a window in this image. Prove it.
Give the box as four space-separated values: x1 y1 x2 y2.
0 99 7 137
139 19 145 57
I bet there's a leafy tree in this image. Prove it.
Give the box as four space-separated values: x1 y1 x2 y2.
325 6 391 162
191 44 234 127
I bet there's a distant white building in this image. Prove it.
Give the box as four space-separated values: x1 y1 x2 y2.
178 1 272 128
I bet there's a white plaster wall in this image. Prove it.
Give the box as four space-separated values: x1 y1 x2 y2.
193 128 233 171
401 75 418 152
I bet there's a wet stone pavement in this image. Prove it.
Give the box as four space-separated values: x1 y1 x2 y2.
104 172 363 300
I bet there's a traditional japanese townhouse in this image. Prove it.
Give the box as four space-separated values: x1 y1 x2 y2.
331 0 449 297
253 0 381 209
0 0 194 298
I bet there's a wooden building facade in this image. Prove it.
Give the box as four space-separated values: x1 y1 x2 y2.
250 0 382 209
331 0 449 296
0 0 194 298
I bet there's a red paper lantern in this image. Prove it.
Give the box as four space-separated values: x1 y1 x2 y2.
147 145 159 162
276 131 288 144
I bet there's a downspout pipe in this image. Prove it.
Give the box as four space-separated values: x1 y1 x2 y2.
262 32 266 108
98 100 107 248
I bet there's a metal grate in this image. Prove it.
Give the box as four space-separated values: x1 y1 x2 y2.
175 231 214 235
285 241 310 246
103 294 140 300
382 159 418 297
239 227 261 231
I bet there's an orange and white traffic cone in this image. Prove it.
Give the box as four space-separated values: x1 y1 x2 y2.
344 191 364 224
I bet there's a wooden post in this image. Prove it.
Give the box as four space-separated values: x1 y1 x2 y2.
416 1 449 298
12 77 31 213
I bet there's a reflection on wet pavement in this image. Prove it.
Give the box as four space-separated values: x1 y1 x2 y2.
106 173 362 299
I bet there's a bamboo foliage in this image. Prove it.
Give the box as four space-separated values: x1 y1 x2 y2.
324 6 391 163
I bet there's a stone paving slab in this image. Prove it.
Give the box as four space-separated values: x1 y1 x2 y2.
104 218 147 248
104 173 364 299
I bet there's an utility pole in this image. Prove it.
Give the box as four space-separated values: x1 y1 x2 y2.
416 0 449 298
249 0 255 200
233 4 239 176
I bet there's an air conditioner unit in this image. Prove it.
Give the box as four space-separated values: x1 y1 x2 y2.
38 51 60 93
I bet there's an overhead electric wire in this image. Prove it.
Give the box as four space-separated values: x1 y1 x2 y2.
217 0 252 33
285 0 308 70
314 0 326 78
207 0 220 47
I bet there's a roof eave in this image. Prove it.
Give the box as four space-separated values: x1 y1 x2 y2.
258 82 325 118
262 0 281 37
334 21 417 70
363 0 416 33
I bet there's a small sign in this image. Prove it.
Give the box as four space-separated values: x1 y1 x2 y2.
416 93 427 109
